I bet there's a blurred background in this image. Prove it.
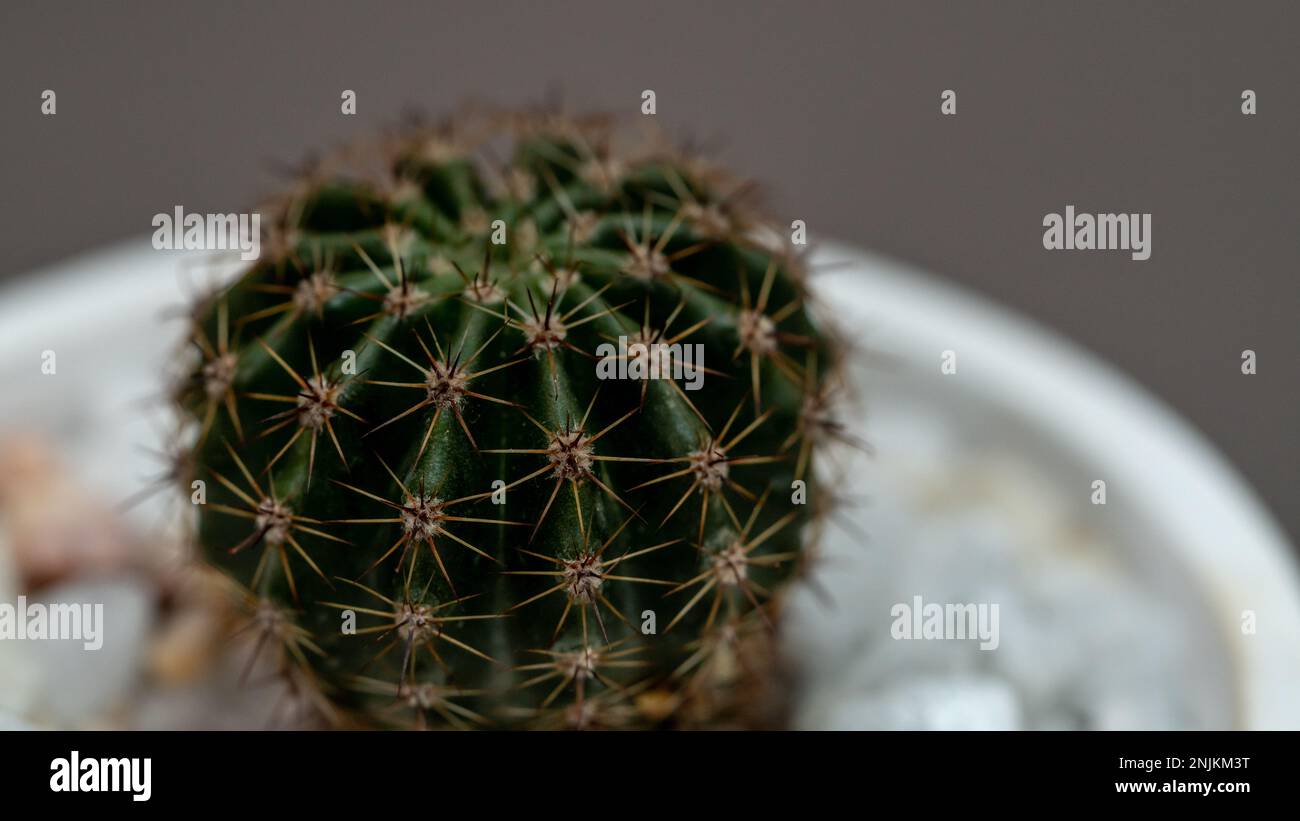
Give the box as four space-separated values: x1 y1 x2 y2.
0 1 1296 729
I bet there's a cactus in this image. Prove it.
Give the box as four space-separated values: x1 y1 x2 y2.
174 109 843 729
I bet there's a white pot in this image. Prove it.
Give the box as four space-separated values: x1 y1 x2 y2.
0 239 1295 728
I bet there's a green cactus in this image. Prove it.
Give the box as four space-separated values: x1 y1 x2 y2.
175 109 842 729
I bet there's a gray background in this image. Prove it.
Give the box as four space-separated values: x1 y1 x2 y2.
2 1 1296 543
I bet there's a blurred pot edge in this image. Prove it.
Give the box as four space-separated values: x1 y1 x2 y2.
0 237 1296 729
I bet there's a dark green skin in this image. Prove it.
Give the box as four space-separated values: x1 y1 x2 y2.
181 128 828 728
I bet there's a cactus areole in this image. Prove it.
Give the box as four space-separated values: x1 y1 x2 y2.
177 109 845 729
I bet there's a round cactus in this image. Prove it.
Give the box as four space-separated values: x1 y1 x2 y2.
175 109 843 729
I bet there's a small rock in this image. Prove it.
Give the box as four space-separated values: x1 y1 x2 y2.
23 575 155 727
